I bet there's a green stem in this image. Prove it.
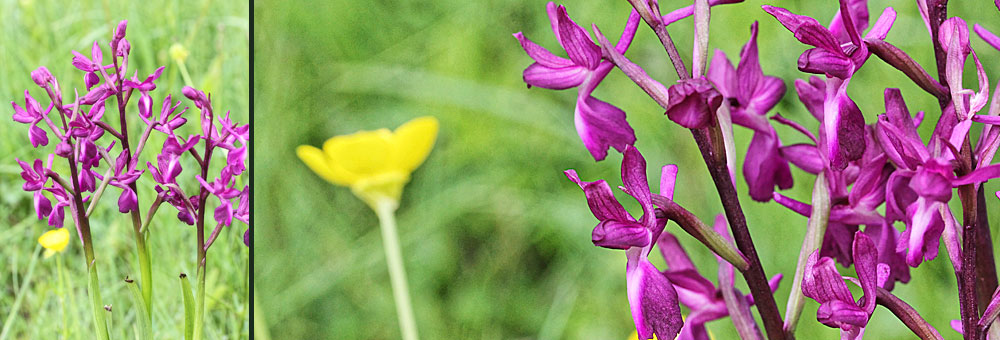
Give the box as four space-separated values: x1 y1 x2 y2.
57 254 70 340
0 245 41 340
374 199 419 340
783 172 830 334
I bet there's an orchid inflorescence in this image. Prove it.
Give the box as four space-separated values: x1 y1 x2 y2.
10 20 249 339
516 0 1000 339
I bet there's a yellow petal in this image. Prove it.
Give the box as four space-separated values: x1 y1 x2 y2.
38 228 69 253
296 145 357 186
324 128 395 176
393 116 439 172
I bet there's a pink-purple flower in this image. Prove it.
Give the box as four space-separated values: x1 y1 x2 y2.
565 146 683 339
514 2 640 161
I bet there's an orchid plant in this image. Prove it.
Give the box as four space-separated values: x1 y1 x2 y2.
10 20 249 340
516 0 1000 339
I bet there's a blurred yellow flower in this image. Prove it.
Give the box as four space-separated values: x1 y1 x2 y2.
169 43 189 63
296 116 439 210
38 228 69 258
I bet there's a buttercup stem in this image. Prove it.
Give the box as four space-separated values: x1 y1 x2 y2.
375 199 420 340
691 127 786 340
782 172 830 335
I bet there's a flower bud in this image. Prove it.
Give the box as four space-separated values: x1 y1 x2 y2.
665 78 722 129
30 67 54 88
113 20 128 41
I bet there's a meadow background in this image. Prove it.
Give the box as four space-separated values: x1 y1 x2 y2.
252 0 1000 339
0 0 249 338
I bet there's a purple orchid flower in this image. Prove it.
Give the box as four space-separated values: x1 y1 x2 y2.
514 3 640 161
565 145 682 339
707 21 791 201
875 88 1000 267
12 90 53 148
779 74 867 171
802 231 890 339
762 0 896 80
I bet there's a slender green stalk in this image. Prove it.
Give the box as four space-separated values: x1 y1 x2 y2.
181 273 196 340
374 199 419 340
783 172 830 334
57 254 70 340
0 245 41 340
126 278 153 340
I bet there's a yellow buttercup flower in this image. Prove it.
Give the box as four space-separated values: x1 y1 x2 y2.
296 116 439 210
38 228 70 258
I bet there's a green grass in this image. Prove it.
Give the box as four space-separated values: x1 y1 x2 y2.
0 0 249 338
254 0 1000 338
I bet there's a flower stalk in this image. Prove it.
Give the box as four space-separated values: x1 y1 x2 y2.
691 127 786 340
375 199 420 340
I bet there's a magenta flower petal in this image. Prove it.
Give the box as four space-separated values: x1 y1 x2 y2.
564 170 632 222
593 220 650 249
762 5 845 54
864 7 897 40
781 143 824 174
522 63 589 89
828 0 870 44
552 5 601 70
743 129 793 201
665 78 722 129
802 253 856 312
798 48 853 79
621 146 655 225
836 92 867 165
573 94 636 161
512 32 574 68
628 259 683 340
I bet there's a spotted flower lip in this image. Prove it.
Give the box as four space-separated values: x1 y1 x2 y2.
297 116 438 209
565 146 683 340
513 2 640 161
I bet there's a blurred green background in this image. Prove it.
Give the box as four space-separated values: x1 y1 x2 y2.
254 0 999 339
1 0 249 338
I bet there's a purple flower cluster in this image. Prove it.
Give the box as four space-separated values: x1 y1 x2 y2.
11 20 250 247
516 0 1000 339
